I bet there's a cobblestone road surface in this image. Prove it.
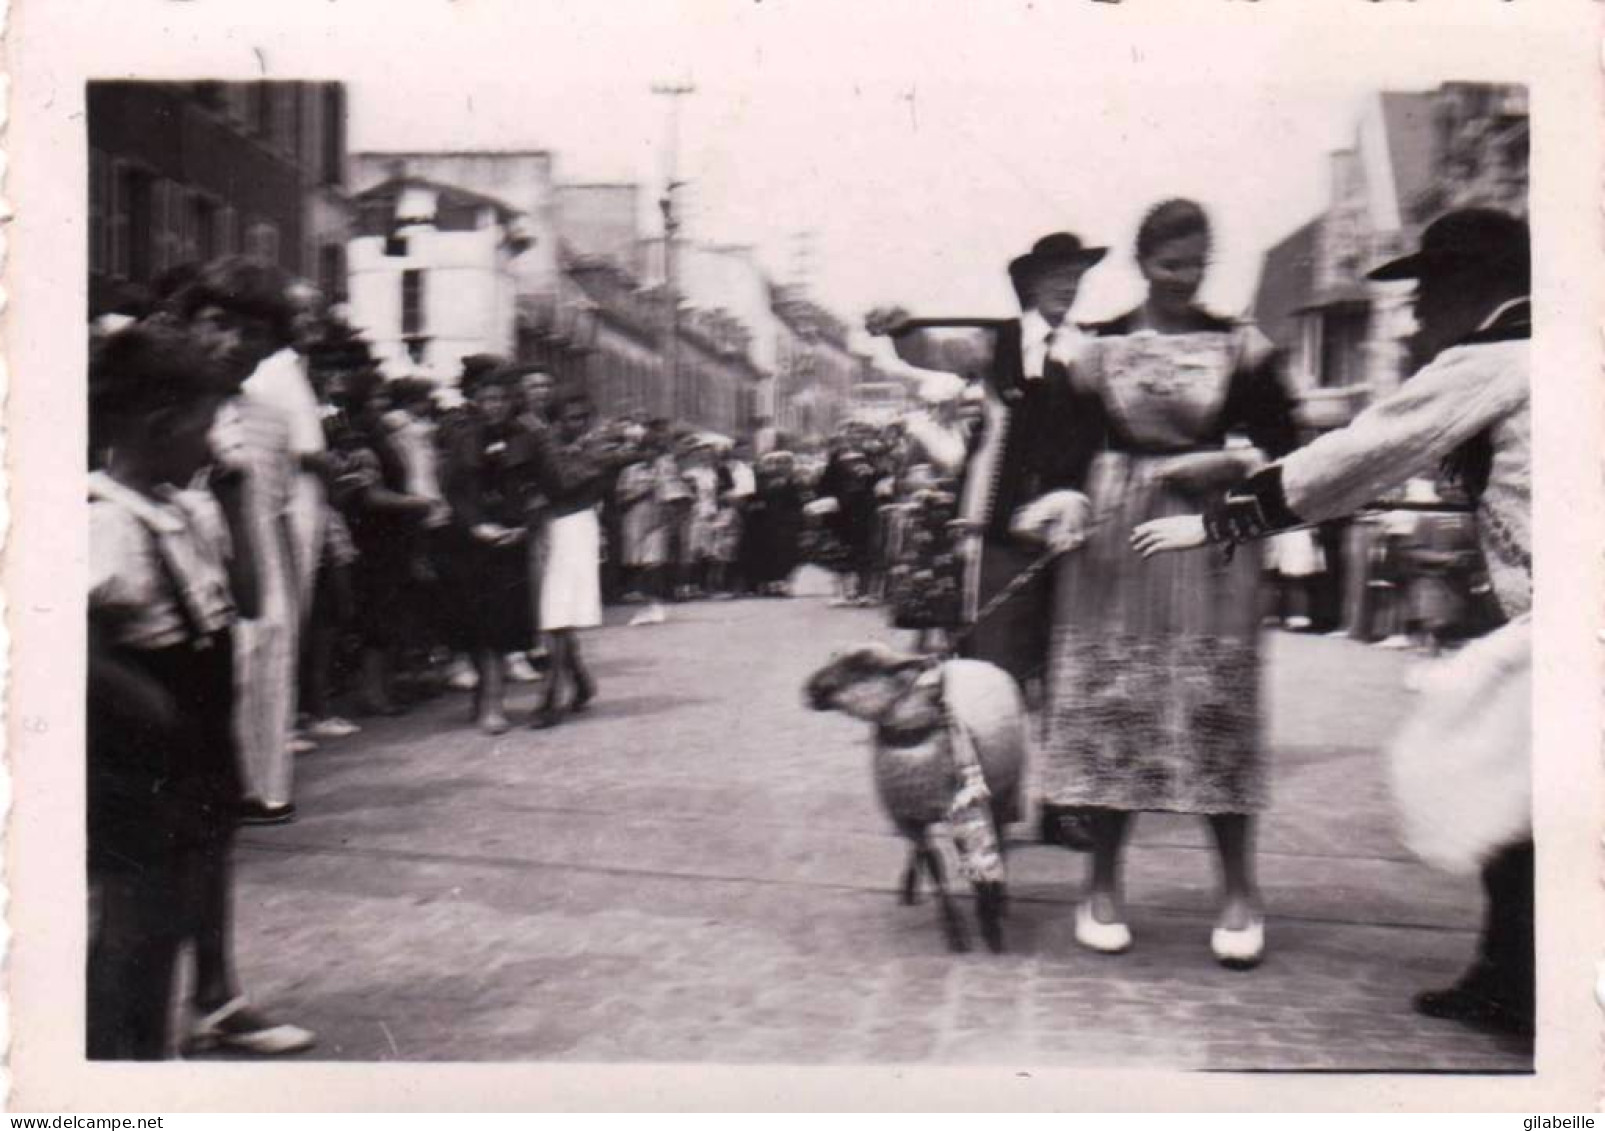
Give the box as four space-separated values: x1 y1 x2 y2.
222 578 1531 1071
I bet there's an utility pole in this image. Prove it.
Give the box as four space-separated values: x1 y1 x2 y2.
653 80 695 421
789 229 818 294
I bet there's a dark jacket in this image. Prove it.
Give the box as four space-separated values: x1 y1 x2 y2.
979 317 1103 543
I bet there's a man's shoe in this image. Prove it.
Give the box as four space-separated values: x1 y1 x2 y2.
238 801 296 826
184 998 316 1056
1413 982 1534 1037
307 716 361 739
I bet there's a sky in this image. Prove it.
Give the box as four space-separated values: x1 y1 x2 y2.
343 2 1538 342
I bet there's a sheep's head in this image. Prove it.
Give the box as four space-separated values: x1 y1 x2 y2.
805 643 933 723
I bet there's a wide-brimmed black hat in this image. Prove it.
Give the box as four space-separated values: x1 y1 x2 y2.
1368 208 1529 282
1008 232 1108 297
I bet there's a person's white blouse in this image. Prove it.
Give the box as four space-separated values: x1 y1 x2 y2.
1280 336 1530 617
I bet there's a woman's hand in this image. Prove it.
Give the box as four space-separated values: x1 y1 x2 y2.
1130 515 1210 558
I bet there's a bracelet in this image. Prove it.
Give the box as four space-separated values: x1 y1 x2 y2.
1201 466 1302 548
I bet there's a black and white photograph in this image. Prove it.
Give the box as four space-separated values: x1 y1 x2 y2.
8 0 1603 1113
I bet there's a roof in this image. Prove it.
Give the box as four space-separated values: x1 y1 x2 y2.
354 175 523 225
1379 92 1437 220
1251 215 1322 350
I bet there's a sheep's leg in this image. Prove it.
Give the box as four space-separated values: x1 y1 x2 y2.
922 843 970 953
974 880 1006 954
990 810 1011 919
896 821 925 905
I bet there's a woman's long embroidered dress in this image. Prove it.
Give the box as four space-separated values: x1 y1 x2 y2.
1041 310 1298 814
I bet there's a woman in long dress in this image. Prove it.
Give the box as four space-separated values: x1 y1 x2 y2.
441 365 537 735
747 451 805 594
1133 207 1533 1034
1041 199 1299 965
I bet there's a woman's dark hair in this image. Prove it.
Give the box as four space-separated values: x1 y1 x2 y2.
89 320 227 440
387 376 436 412
1136 198 1212 261
171 256 297 346
335 366 388 414
458 353 508 397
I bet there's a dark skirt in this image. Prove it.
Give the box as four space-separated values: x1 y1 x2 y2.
443 534 535 654
746 496 803 583
87 631 240 873
352 537 417 649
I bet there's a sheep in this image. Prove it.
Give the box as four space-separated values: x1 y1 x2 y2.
805 643 1028 953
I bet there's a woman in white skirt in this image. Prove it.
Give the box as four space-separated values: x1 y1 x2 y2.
532 393 611 729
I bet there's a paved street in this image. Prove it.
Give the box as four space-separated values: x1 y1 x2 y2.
223 574 1531 1070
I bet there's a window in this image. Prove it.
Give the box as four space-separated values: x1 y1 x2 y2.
218 206 239 256
110 163 155 282
1318 307 1370 389
401 269 425 336
88 150 109 275
318 243 346 303
151 180 184 275
187 193 219 263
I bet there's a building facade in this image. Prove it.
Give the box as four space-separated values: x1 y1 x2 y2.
1252 83 1529 435
771 287 857 437
352 150 562 299
1250 82 1529 636
88 80 351 316
346 176 530 383
554 256 665 418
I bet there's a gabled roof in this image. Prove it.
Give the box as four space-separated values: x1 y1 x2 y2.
1379 92 1437 221
1251 215 1323 350
353 176 523 226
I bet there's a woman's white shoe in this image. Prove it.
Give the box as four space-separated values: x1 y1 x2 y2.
1210 917 1266 969
1074 901 1133 954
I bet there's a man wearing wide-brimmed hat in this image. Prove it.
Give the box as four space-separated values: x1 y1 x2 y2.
961 231 1108 689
